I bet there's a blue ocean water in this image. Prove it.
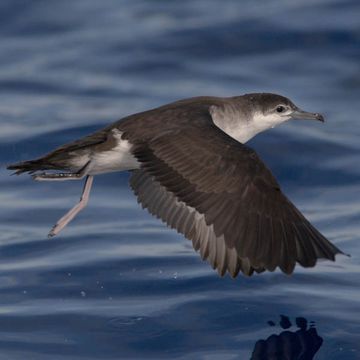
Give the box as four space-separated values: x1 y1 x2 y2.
0 0 359 359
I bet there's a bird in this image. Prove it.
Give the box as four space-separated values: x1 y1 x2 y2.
7 93 344 277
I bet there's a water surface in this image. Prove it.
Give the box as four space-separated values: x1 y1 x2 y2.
0 1 359 359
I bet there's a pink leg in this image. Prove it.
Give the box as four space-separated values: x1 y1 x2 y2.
48 175 94 238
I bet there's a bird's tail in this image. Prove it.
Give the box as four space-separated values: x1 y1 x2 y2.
7 158 58 175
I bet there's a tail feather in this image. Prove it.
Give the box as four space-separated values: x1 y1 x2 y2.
7 158 56 175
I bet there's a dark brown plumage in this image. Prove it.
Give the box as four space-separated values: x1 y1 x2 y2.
127 113 342 276
7 94 344 277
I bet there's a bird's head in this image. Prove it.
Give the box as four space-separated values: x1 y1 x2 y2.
219 93 324 143
246 93 324 130
211 93 325 143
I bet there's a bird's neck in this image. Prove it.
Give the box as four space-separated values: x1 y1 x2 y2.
210 105 270 143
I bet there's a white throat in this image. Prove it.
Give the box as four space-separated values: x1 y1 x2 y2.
211 106 286 143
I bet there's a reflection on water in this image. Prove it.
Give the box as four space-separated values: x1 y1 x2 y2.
251 316 323 360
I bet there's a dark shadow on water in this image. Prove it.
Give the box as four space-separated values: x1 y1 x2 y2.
251 315 323 360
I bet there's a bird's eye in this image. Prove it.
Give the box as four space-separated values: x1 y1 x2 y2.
276 105 285 113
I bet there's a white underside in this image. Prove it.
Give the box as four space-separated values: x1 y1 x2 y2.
71 129 140 175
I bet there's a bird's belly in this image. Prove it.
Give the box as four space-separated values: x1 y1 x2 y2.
88 139 140 175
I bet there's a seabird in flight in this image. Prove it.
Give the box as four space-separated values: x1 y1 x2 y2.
7 93 344 277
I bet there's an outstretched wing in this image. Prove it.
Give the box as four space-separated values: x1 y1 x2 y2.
127 110 342 277
130 169 266 276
